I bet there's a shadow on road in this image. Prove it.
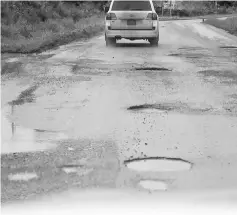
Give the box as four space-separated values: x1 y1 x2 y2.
115 43 152 48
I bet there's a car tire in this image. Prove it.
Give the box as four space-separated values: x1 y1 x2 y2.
149 37 159 47
105 36 116 47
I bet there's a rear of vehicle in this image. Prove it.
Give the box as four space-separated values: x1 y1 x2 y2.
105 0 159 46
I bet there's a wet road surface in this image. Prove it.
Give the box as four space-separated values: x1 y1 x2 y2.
1 19 237 205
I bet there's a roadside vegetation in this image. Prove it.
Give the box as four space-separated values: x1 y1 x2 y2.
1 1 237 54
1 1 106 53
204 17 237 36
154 1 237 17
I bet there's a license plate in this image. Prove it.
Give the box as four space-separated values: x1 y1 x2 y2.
127 20 136 25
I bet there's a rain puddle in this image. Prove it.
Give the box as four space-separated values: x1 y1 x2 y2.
125 157 192 172
139 180 168 191
60 165 93 176
135 108 166 114
8 172 38 181
5 58 20 63
1 116 56 154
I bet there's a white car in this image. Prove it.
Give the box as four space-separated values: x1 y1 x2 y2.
104 0 160 46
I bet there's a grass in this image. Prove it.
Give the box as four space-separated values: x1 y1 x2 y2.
1 15 105 54
1 1 106 54
204 16 237 36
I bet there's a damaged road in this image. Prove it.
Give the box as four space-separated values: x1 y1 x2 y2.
1 19 237 205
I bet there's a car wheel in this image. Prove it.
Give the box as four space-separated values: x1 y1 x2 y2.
105 36 116 47
149 37 159 47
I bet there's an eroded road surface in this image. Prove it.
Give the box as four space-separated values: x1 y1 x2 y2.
1 19 237 207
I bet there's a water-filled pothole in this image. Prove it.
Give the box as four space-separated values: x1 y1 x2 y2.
59 164 93 176
135 67 171 71
139 180 168 191
125 157 192 172
8 172 38 181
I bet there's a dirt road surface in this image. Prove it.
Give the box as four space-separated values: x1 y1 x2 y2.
1 19 237 210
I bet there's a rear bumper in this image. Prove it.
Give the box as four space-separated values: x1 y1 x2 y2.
105 29 159 39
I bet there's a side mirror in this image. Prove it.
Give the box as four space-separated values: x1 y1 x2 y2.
104 6 109 13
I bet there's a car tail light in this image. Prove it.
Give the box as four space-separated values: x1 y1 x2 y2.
106 13 117 20
146 13 157 20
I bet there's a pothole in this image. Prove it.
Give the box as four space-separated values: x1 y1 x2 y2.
127 103 213 115
220 46 237 49
124 157 192 172
135 67 171 71
139 180 168 191
8 172 38 181
168 53 180 57
127 104 174 112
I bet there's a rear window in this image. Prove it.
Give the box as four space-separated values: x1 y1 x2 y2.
111 1 152 11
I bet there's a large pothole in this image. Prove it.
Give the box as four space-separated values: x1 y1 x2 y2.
124 157 192 172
